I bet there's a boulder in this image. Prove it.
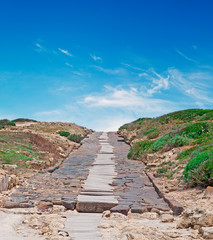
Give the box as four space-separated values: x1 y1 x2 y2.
200 227 213 239
0 169 9 192
177 208 213 230
203 186 213 198
160 213 174 223
2 164 17 175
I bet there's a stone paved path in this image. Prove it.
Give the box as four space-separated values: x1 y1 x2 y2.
77 132 118 213
5 131 170 239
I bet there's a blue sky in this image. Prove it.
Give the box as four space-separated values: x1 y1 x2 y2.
0 0 213 130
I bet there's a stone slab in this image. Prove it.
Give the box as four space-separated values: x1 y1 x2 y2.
64 212 102 240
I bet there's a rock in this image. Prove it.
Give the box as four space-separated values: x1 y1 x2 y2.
58 230 69 237
62 200 76 210
2 164 17 175
177 208 213 229
200 227 213 239
0 169 9 192
102 210 111 218
27 159 46 170
110 205 130 216
140 212 159 220
160 213 174 222
131 206 148 214
37 202 53 212
77 201 117 213
203 186 213 198
52 205 65 214
8 174 19 189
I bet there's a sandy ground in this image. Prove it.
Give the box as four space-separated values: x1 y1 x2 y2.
0 211 24 240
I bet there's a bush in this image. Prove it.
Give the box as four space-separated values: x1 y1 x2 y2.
6 121 16 126
168 135 189 147
157 167 168 174
127 140 152 159
151 135 170 152
182 122 211 139
144 127 160 139
58 131 70 137
183 148 213 186
67 134 83 143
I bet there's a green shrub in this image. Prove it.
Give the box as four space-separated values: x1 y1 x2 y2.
158 109 213 123
144 127 160 139
183 148 213 186
6 121 16 126
182 122 211 139
119 124 129 130
151 135 170 152
157 167 168 174
67 134 83 143
58 131 70 137
168 135 189 147
127 140 152 159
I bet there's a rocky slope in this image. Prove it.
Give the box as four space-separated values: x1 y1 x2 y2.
116 109 213 239
0 119 92 192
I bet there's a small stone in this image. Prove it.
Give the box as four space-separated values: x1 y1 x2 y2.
203 186 213 198
110 205 130 216
131 206 148 214
62 200 76 210
37 202 53 212
102 210 111 218
141 212 159 220
200 227 213 239
160 213 174 222
151 208 160 213
2 164 17 175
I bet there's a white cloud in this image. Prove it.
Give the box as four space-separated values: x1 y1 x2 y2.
168 68 213 104
35 43 42 49
65 62 73 68
90 54 102 61
72 71 83 76
175 49 196 63
94 65 126 75
58 48 73 57
34 42 46 53
138 73 149 77
121 63 145 71
147 70 169 96
83 85 174 115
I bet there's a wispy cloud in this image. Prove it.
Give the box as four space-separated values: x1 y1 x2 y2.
175 49 196 63
147 70 169 96
65 62 73 68
121 63 145 71
90 54 102 61
58 48 73 57
168 68 213 104
83 85 174 115
34 42 46 53
72 71 83 76
93 65 126 75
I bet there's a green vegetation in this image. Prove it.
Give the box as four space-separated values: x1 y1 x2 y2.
59 131 70 137
6 121 16 126
0 132 41 168
68 134 83 143
120 109 213 187
12 118 37 122
58 131 83 143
